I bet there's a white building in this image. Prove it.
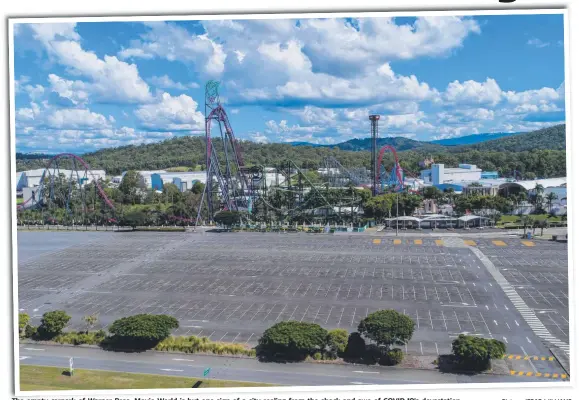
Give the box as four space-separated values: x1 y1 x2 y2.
16 168 107 191
421 164 483 185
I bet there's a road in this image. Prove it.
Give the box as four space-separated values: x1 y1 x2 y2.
18 344 544 386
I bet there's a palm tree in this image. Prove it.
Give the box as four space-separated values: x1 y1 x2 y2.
546 192 558 214
521 215 533 236
538 219 549 236
532 184 545 213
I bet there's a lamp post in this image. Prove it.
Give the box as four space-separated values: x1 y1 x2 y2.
396 192 399 237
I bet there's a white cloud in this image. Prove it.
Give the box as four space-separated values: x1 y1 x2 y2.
119 22 226 76
48 40 152 103
503 87 560 105
29 23 80 45
134 92 205 132
527 38 550 48
46 108 110 130
47 74 89 106
443 78 503 106
298 17 480 77
27 24 153 104
148 75 199 90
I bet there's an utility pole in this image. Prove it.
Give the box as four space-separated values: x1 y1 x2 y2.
369 115 380 196
396 192 399 237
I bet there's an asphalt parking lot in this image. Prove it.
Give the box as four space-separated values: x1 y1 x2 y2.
17 231 569 377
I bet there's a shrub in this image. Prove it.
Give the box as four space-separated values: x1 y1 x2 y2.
313 352 323 360
24 325 37 339
38 311 71 339
488 339 507 359
258 321 328 360
53 331 105 345
358 310 415 351
345 332 366 357
19 313 30 336
154 335 255 356
452 335 506 371
326 329 348 357
379 348 404 366
108 314 179 349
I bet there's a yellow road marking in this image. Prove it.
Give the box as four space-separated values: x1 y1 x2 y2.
492 240 507 247
435 239 444 246
414 239 422 245
509 370 567 379
373 239 381 244
516 355 521 360
393 239 402 245
522 240 535 247
464 240 477 246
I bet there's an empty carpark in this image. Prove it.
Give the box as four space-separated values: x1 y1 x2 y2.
17 231 569 376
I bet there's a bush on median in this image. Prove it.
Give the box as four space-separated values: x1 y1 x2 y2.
258 321 328 361
107 314 179 350
38 311 71 339
451 334 506 371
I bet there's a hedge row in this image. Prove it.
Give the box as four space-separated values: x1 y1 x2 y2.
19 310 506 371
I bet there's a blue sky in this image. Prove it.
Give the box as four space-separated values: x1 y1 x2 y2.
13 13 565 153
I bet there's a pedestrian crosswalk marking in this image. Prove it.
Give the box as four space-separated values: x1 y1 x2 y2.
464 240 477 246
469 247 570 357
393 239 402 245
414 239 422 245
492 240 506 247
372 239 381 244
435 239 444 246
522 240 535 247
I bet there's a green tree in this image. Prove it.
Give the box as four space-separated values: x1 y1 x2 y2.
258 321 328 360
38 310 71 339
358 309 415 351
545 192 558 214
521 215 533 236
108 314 179 349
326 328 349 358
163 183 182 204
344 332 367 357
121 209 148 229
214 211 245 227
83 314 98 333
118 170 143 205
538 219 549 236
191 181 205 195
19 312 30 336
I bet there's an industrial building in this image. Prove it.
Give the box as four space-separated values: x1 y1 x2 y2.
151 172 206 191
15 168 107 191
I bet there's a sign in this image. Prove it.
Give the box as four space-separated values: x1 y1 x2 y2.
203 367 211 377
69 357 74 376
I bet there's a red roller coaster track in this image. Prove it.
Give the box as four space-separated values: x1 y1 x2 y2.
17 153 115 211
376 145 404 190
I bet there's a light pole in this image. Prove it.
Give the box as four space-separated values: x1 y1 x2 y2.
396 192 399 237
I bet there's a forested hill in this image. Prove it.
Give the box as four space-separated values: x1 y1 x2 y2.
314 136 446 152
452 124 566 152
15 124 566 179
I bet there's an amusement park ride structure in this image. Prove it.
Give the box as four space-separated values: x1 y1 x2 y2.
18 81 412 225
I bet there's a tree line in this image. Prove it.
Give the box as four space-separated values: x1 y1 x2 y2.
16 125 566 179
